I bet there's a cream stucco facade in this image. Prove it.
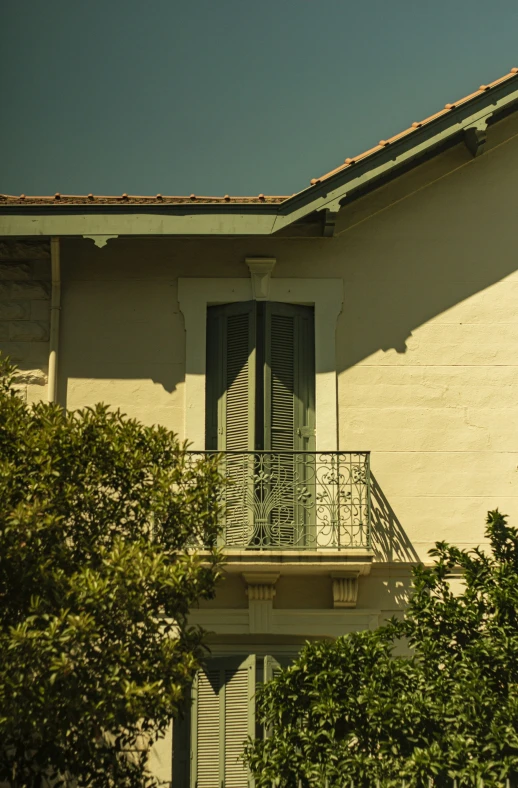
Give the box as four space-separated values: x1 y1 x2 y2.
1 96 518 785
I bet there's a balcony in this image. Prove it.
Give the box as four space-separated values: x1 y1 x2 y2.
188 451 371 554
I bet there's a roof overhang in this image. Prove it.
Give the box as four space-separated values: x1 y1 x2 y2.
1 72 517 240
0 208 280 240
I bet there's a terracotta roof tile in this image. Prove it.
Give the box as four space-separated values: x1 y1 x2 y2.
0 193 288 206
1 67 517 208
308 67 518 185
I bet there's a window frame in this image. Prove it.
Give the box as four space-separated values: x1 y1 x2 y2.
178 277 343 451
173 653 295 788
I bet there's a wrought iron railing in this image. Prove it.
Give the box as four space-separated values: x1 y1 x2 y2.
188 451 371 550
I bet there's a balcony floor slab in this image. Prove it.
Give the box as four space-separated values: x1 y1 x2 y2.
201 549 373 576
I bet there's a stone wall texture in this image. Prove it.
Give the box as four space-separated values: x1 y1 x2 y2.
0 240 51 402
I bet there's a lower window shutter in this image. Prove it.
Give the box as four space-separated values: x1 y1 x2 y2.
263 655 282 682
192 668 222 788
223 655 256 787
191 656 256 787
263 655 283 743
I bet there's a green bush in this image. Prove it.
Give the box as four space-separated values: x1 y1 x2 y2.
246 511 518 787
0 356 223 787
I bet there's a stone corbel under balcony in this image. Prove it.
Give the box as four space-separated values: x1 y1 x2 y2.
331 572 360 608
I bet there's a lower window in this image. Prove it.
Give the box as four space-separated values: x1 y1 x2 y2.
172 654 285 787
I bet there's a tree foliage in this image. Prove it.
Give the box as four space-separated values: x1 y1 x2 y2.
0 356 223 787
246 511 518 786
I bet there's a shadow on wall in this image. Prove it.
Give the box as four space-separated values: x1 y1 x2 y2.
370 473 420 564
57 362 184 413
335 135 518 373
365 474 419 611
336 235 518 374
55 238 189 410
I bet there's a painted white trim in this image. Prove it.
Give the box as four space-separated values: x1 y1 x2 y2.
177 277 343 450
188 609 250 634
209 644 304 657
188 607 380 637
0 212 277 237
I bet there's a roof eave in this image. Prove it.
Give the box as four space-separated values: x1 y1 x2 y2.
272 72 518 232
1 72 517 239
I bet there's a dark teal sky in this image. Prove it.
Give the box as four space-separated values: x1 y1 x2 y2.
1 0 517 197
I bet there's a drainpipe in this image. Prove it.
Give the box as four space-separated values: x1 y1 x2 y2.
47 237 61 403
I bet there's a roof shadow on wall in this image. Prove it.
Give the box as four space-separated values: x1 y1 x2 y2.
57 361 184 413
336 249 518 374
334 131 518 373
55 241 186 410
370 473 419 563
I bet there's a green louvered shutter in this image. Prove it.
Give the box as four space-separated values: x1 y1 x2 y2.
206 303 256 546
223 658 256 787
264 303 315 546
264 302 315 453
263 655 283 683
206 301 315 549
190 656 256 787
263 655 281 742
191 667 221 788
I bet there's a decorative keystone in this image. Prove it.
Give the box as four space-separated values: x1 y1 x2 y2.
331 572 360 609
245 257 276 301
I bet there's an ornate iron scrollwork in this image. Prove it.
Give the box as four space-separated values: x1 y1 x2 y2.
187 451 371 550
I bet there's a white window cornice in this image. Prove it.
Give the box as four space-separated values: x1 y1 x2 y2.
177 277 343 450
